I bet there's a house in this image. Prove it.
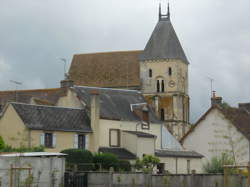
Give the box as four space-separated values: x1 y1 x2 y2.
68 4 190 140
181 94 250 166
0 102 92 152
0 85 203 174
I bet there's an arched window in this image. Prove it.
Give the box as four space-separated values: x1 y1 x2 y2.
160 108 165 121
168 67 172 76
157 80 160 92
161 80 165 92
149 69 152 78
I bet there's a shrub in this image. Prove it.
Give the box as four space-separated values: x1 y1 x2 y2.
135 155 160 173
93 153 119 171
61 149 94 171
0 136 5 149
118 160 131 172
61 149 93 164
0 145 44 152
203 153 235 173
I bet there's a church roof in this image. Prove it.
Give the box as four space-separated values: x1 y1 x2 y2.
139 12 188 63
69 51 141 88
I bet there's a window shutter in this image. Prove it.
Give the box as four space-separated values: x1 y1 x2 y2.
73 134 78 148
53 134 57 148
85 134 89 150
40 133 45 146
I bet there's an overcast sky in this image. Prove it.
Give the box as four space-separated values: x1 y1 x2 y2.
0 0 250 122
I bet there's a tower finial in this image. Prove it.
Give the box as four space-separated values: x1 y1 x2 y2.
167 2 170 20
159 3 162 21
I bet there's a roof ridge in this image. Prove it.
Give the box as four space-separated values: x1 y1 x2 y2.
10 102 83 110
74 85 141 93
0 88 63 94
74 50 142 56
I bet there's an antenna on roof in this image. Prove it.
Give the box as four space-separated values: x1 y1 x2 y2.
10 80 23 102
207 77 214 98
59 58 68 80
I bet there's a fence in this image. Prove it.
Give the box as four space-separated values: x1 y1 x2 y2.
64 172 248 187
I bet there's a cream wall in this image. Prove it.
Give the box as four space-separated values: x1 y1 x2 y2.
122 132 138 155
183 108 250 166
140 59 188 95
159 157 202 174
137 137 155 158
0 105 30 148
30 130 91 152
57 89 83 109
98 119 162 150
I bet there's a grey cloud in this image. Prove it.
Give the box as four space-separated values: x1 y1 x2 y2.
0 0 250 122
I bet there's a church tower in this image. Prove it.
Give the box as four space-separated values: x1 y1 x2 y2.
139 4 190 140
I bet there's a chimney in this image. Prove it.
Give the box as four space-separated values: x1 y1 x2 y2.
142 105 149 123
90 90 100 152
60 73 74 88
239 103 250 112
211 91 222 106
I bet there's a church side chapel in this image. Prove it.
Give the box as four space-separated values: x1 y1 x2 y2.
69 4 190 140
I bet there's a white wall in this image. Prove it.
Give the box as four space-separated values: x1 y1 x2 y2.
183 108 250 166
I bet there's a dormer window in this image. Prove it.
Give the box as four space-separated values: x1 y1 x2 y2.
149 69 152 78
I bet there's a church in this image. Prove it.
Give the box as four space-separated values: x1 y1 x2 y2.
68 4 190 140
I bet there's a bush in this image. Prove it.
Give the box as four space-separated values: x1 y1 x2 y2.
0 145 44 152
0 136 5 149
93 153 119 171
61 149 94 171
135 155 160 173
118 160 131 172
203 153 235 173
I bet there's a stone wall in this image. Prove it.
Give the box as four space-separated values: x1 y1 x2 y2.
87 172 247 187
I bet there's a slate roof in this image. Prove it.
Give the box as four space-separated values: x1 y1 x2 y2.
139 19 188 63
99 147 137 160
181 105 250 142
123 131 156 138
155 149 203 158
0 88 67 110
11 102 92 133
73 86 161 123
69 51 141 88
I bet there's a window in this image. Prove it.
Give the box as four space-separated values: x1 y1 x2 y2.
141 121 150 130
45 133 53 148
109 129 120 147
187 160 191 174
74 134 89 149
161 80 165 92
149 69 152 78
168 67 172 76
160 108 165 121
157 80 160 92
78 134 86 149
156 78 165 93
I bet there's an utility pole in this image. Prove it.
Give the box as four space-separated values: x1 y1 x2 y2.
10 80 22 102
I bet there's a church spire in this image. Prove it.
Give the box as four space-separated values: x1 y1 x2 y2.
159 3 162 21
167 3 170 20
158 2 170 21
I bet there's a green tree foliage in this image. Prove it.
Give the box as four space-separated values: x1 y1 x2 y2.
0 145 44 152
61 149 93 164
118 160 131 172
203 153 235 173
93 153 119 171
135 155 160 173
0 136 5 149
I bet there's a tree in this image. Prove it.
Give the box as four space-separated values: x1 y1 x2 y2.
135 155 160 173
0 136 5 149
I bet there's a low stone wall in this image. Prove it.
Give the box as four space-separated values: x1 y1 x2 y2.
87 172 248 187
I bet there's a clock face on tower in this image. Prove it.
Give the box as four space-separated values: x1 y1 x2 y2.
168 80 175 88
